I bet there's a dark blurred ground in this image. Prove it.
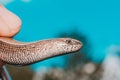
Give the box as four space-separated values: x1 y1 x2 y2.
6 65 33 80
6 60 104 80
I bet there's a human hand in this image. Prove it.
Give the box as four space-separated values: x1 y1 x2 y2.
0 5 21 37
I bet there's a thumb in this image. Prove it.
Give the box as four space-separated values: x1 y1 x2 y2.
0 5 21 37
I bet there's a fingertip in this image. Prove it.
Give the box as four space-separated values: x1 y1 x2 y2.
0 5 21 37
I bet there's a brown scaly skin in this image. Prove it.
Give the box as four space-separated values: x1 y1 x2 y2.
0 37 82 65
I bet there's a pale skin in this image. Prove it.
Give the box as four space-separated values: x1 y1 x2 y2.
0 5 21 37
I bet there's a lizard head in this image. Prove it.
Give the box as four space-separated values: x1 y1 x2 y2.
51 38 82 54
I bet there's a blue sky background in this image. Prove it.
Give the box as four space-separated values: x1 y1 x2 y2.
1 0 120 71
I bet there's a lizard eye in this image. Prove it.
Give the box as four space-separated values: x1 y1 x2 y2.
65 40 72 44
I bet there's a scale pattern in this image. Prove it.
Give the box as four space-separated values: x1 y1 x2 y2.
0 37 82 65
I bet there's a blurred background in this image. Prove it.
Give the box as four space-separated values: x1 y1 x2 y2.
1 0 120 80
